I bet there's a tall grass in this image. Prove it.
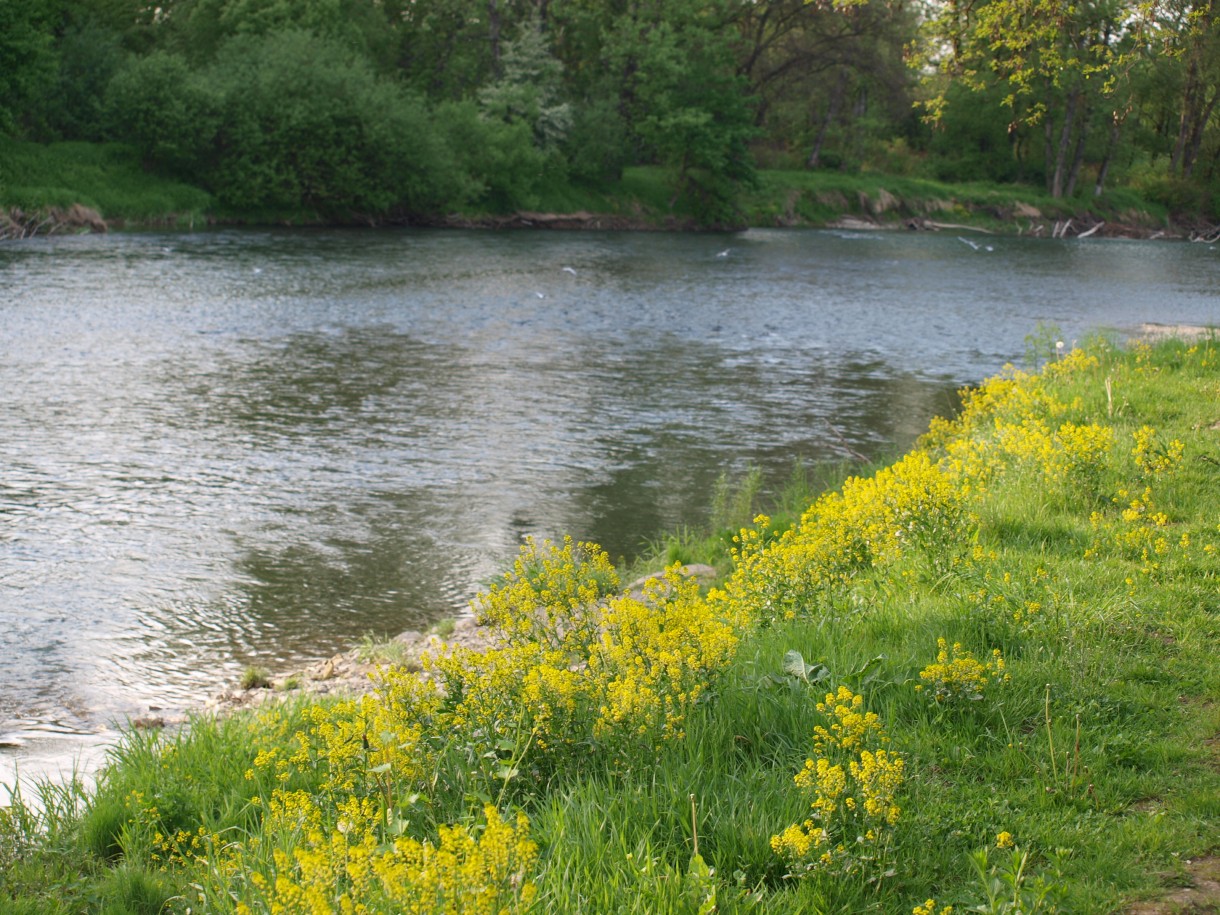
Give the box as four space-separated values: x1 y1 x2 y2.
0 139 211 222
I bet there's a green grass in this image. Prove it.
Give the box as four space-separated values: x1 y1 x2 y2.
736 169 1171 231
0 136 1174 233
2 336 1218 914
0 138 211 223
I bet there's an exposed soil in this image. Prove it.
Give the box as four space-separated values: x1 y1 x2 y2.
1127 856 1220 914
1 204 107 240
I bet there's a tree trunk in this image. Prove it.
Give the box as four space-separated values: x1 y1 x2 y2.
489 0 502 73
1183 91 1219 178
1064 101 1090 197
1048 89 1080 198
1171 58 1201 174
808 70 847 168
1172 0 1216 177
1094 116 1123 196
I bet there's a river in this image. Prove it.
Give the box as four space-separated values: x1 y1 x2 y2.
1 226 1216 787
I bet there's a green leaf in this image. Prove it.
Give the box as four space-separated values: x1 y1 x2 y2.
782 649 831 684
685 852 717 914
849 654 888 689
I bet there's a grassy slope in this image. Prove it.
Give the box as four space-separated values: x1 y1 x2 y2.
0 139 210 224
1 338 1218 915
735 170 1170 233
0 137 1173 233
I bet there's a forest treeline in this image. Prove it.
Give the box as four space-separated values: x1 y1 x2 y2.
3 0 1220 223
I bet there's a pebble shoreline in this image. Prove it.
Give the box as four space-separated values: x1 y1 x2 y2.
128 563 721 731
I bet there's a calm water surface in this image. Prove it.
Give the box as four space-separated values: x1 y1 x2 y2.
2 227 1217 784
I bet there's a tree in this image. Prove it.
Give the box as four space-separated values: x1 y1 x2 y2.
602 0 758 218
42 17 125 140
1160 0 1220 178
920 0 1156 196
154 0 398 68
104 50 218 174
478 17 572 151
0 0 60 136
731 0 915 170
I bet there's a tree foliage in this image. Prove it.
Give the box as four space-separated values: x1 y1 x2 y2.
10 0 1220 220
0 0 60 135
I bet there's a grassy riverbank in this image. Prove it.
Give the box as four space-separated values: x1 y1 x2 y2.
0 137 1180 238
3 335 1219 915
0 139 211 234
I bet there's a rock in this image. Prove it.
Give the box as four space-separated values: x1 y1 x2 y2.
308 656 340 681
874 188 901 214
1014 202 1042 219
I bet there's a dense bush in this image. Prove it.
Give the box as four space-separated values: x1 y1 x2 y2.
202 31 449 216
105 50 218 178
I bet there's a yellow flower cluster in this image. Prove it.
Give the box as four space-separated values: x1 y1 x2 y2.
923 352 1111 495
590 569 739 743
916 639 1009 704
913 899 954 915
1131 425 1185 477
475 535 618 654
771 687 904 876
428 555 739 756
812 685 887 753
1086 484 1201 584
964 415 1113 491
239 800 537 915
922 360 1078 452
722 451 969 622
151 825 214 869
225 538 743 914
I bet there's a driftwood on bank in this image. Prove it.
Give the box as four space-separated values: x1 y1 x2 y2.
903 217 994 234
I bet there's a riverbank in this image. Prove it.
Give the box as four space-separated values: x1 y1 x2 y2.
3 332 1216 914
0 200 1194 241
196 324 1212 720
1 137 1208 240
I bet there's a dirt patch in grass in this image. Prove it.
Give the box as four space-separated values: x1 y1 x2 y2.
1127 856 1220 914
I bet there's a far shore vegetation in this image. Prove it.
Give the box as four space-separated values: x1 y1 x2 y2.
3 333 1218 913
6 0 1220 237
0 135 1181 238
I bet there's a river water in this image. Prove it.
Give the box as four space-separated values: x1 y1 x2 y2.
1 226 1216 786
